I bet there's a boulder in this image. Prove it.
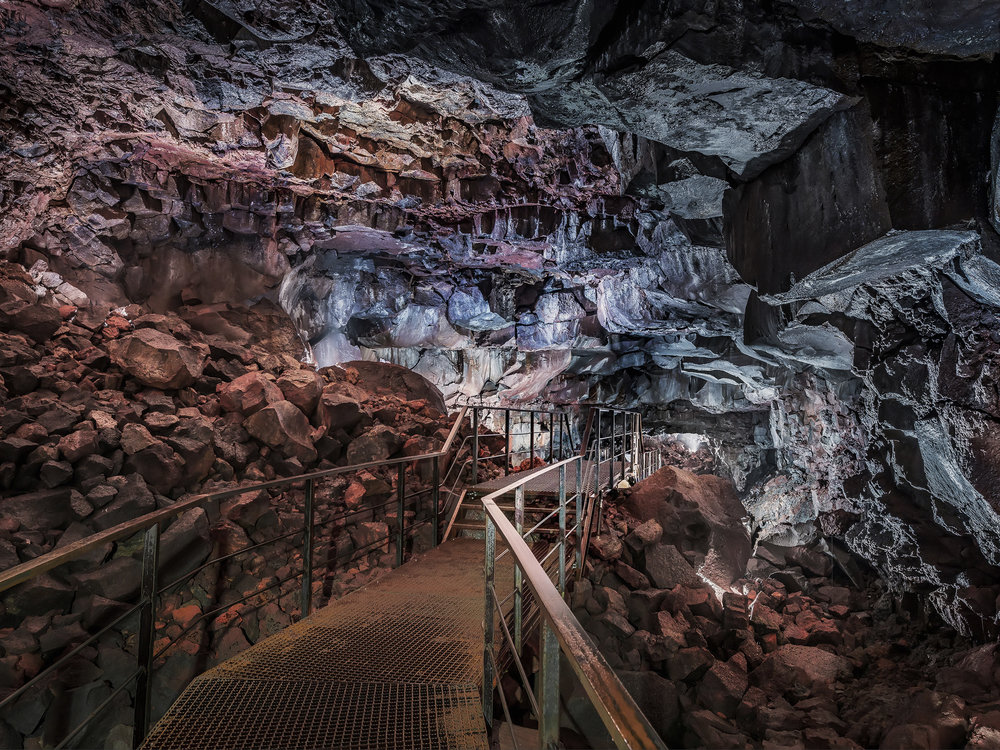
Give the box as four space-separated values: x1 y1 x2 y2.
0 299 61 342
72 557 142 601
106 328 205 389
345 425 404 464
617 670 680 741
89 475 156 530
244 400 317 463
125 442 184 494
276 369 322 414
159 509 212 582
57 429 99 462
641 543 701 589
217 371 283 415
1 488 77 531
338 360 447 413
697 659 748 718
751 645 852 699
316 387 363 431
2 575 75 620
621 465 750 591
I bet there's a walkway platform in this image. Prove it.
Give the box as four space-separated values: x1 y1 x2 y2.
468 459 622 497
143 539 501 750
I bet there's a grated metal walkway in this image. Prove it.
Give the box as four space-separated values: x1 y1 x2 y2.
469 459 621 497
143 539 501 750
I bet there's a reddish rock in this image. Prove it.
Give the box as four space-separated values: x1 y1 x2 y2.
621 465 750 591
120 423 158 455
1 299 62 342
125 442 184 494
106 328 205 389
316 388 363 431
697 659 749 718
641 543 701 589
588 531 623 561
752 644 852 699
337 360 447 413
345 424 403 464
218 371 283 415
244 400 317 464
57 429 99 462
276 369 322 414
343 481 366 510
624 518 663 550
668 645 715 682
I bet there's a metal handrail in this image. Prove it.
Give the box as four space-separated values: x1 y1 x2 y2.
0 406 468 594
480 457 667 750
0 404 469 748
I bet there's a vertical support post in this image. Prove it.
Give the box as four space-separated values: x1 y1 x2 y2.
133 524 159 748
529 411 535 468
558 413 564 459
302 478 315 616
548 412 554 462
575 457 583 572
514 484 524 652
396 464 405 567
594 409 602 499
558 462 567 595
471 407 480 486
538 617 560 750
483 516 496 728
504 408 511 476
618 411 625 487
432 457 440 548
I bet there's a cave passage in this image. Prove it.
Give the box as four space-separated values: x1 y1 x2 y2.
1 1 1000 749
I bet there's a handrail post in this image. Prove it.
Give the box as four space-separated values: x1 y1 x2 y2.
594 409 602 499
529 411 535 468
618 411 625 488
432 457 440 548
302 478 315 617
396 464 406 566
483 517 496 729
548 412 554 463
471 407 480 486
575 457 583 572
504 409 511 476
538 616 560 750
514 484 524 652
133 524 159 748
558 463 566 595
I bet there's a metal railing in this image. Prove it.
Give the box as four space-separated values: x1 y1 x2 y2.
0 406 468 749
480 458 667 750
465 405 578 485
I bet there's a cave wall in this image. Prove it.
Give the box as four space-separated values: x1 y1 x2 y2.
3 0 1000 635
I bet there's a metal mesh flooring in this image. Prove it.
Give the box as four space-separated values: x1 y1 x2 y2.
470 459 618 495
143 539 496 750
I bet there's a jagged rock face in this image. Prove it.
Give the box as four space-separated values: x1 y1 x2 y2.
3 0 1000 635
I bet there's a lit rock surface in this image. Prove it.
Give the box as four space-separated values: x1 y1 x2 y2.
1 0 1000 640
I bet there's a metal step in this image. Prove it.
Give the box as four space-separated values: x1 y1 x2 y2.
450 523 568 534
461 503 577 514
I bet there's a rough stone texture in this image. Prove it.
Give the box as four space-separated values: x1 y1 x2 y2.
106 329 205 389
622 465 751 591
244 401 317 464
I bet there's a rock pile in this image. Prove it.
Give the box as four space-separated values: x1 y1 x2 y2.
0 261 463 746
571 468 999 749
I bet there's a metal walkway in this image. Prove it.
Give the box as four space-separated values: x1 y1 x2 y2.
143 539 503 750
468 459 620 497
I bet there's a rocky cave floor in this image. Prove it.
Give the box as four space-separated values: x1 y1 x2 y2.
565 468 1000 750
